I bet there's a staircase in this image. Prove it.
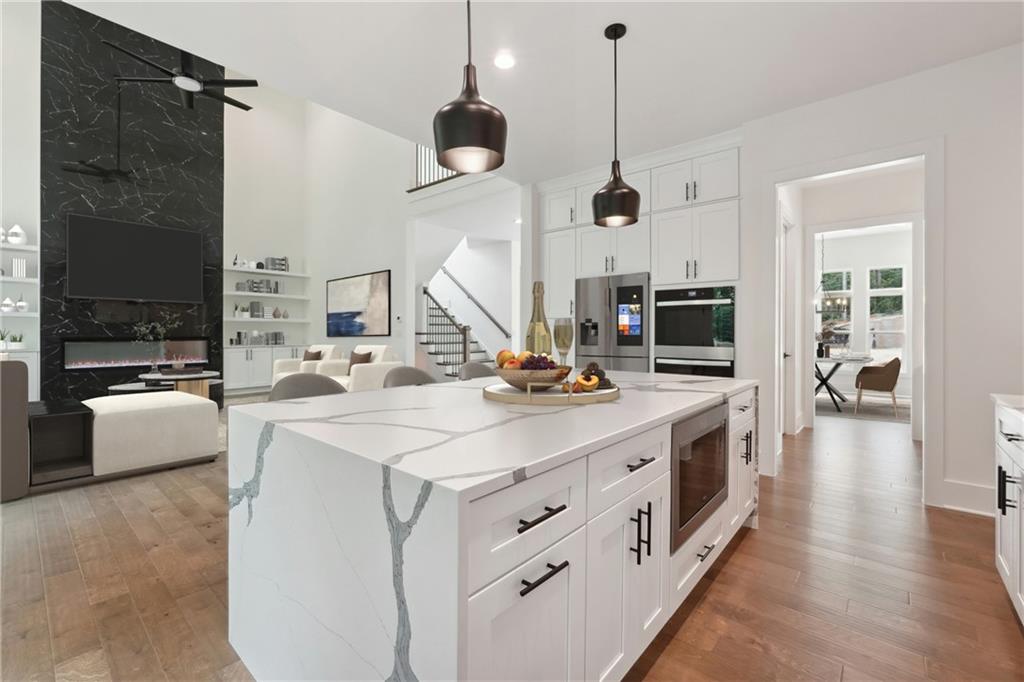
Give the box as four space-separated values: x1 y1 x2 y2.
417 288 495 379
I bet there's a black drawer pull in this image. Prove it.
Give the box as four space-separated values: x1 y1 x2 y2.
697 543 715 562
517 504 567 534
520 560 569 597
626 457 655 473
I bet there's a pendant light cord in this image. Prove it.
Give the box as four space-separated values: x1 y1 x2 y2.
466 0 472 65
613 36 618 161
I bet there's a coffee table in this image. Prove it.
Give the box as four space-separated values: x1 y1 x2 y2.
138 370 220 399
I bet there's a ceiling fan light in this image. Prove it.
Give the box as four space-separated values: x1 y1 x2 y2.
593 161 640 227
172 75 202 92
434 65 507 173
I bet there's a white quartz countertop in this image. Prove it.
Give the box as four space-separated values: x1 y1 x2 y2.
229 371 757 500
991 393 1024 411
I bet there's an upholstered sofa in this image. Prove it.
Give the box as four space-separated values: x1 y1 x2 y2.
272 344 340 386
316 344 403 392
83 392 219 476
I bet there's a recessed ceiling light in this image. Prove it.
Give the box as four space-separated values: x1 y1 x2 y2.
494 51 516 70
513 217 523 224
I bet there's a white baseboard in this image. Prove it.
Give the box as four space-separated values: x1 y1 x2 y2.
926 478 993 517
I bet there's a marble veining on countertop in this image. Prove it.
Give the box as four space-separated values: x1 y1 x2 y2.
229 371 757 499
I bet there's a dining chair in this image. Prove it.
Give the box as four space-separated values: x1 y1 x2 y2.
383 366 437 388
854 357 901 416
458 362 497 380
269 373 347 401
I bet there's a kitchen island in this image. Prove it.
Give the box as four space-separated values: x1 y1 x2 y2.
228 371 758 681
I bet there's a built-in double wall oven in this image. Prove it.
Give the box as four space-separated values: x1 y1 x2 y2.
654 286 735 377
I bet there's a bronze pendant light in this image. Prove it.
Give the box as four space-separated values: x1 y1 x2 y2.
592 23 640 227
433 0 507 174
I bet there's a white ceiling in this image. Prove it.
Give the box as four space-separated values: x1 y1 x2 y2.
72 2 1022 183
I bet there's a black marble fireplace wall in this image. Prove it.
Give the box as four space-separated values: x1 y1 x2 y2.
40 2 223 400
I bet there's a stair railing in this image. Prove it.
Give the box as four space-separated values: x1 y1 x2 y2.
439 266 512 340
423 287 471 376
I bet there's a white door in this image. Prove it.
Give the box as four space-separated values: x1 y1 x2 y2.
612 216 651 276
651 159 693 211
650 208 693 285
223 348 250 389
692 200 739 283
585 474 670 682
467 528 586 681
249 348 273 387
577 226 614 279
542 189 576 231
544 229 576 319
691 148 739 204
996 447 1017 592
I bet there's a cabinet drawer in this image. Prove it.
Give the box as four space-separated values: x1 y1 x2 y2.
729 389 756 426
467 458 587 594
669 505 725 612
587 425 670 519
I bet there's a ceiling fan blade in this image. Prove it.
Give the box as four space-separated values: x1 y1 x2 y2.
102 40 175 76
179 89 195 110
115 76 173 83
200 79 258 88
200 89 252 111
180 50 195 76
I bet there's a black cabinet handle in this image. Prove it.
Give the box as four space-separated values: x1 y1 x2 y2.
628 501 653 565
517 504 567 534
685 182 690 202
693 181 698 200
629 510 642 565
741 431 752 464
644 501 652 557
627 457 655 473
520 560 569 597
697 543 715 562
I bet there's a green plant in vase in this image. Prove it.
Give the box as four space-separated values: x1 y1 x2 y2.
132 311 183 372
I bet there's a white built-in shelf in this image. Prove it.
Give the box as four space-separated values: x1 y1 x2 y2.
0 244 39 253
0 348 38 353
0 277 39 284
224 292 310 301
225 317 310 324
0 312 39 318
224 267 310 279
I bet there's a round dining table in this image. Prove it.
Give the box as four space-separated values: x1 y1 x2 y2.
814 355 873 412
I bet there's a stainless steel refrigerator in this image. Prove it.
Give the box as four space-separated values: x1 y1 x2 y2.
575 273 650 372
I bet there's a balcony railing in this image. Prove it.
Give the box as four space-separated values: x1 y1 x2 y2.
409 144 461 192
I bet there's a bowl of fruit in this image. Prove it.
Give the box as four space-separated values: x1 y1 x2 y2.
494 350 571 391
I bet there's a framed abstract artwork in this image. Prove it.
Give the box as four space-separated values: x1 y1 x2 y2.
326 270 391 337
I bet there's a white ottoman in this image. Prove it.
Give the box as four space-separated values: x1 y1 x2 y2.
84 392 219 476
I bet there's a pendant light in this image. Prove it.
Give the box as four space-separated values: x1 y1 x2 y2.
592 23 640 228
433 0 507 174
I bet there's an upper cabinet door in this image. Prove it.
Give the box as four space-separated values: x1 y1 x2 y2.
577 226 615 279
624 170 651 216
612 216 650 276
544 229 576 319
651 208 693 285
692 200 739 283
651 160 693 212
691 148 739 204
467 528 586 682
542 189 576 231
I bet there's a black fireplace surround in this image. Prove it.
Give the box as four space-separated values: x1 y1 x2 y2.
40 2 223 401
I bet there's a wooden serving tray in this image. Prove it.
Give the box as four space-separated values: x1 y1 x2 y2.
483 383 620 406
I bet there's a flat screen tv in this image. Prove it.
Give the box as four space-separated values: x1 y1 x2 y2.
66 214 204 303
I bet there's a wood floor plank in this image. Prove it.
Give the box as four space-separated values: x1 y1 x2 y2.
90 593 166 682
43 569 102 664
53 647 112 682
177 587 239 669
32 494 79 578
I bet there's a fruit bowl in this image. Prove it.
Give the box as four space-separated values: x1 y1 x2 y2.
494 366 571 391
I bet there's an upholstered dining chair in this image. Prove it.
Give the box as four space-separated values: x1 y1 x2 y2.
269 373 347 401
383 366 436 388
458 362 497 380
854 357 901 416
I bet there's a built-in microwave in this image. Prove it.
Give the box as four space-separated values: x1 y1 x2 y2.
654 286 735 377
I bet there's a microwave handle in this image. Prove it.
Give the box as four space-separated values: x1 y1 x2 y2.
657 358 733 367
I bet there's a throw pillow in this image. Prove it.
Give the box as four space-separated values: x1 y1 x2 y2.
302 350 323 362
349 351 373 375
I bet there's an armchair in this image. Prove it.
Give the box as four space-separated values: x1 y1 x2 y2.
272 344 339 386
317 344 403 392
855 357 901 416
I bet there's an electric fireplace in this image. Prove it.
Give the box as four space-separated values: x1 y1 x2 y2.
62 338 209 371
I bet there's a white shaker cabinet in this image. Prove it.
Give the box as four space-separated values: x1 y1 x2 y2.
543 229 576 319
993 398 1024 624
541 189 577 232
651 149 738 212
651 208 695 285
576 225 616 279
585 473 670 682
651 159 694 212
577 217 651 279
466 527 586 681
613 216 652 276
224 347 274 389
651 201 739 285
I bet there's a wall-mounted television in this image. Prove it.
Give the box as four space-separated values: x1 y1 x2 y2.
66 214 204 304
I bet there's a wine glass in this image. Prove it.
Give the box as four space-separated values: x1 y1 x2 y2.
553 318 574 367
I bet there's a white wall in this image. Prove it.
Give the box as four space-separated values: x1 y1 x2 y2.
428 237 513 358
802 166 924 226
740 43 1023 513
304 102 412 361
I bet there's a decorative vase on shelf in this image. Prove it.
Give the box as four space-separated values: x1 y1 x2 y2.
272 307 281 319
524 281 553 356
282 309 289 319
0 297 14 313
6 225 26 245
15 295 28 312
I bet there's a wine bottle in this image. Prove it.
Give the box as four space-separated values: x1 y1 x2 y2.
525 281 553 356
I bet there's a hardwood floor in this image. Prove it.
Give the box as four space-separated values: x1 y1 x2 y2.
2 416 1021 680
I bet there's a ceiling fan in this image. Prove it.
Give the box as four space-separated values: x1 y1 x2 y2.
102 39 258 111
61 84 145 184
